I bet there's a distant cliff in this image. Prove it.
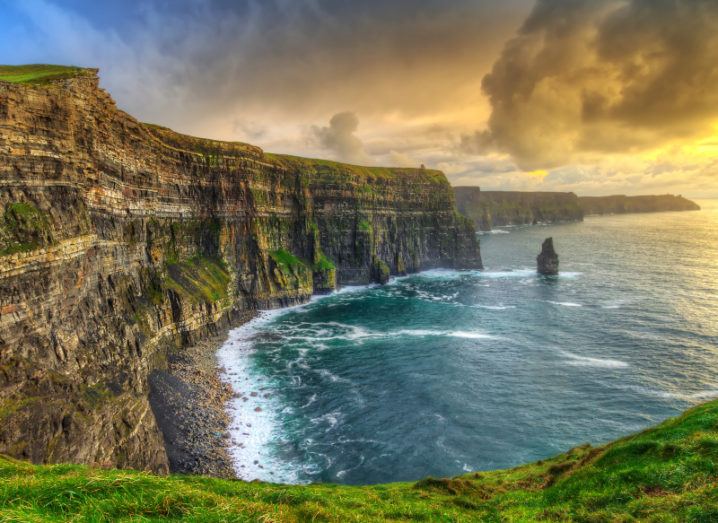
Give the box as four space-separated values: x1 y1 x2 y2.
454 188 583 231
0 66 481 473
578 194 700 215
455 188 700 230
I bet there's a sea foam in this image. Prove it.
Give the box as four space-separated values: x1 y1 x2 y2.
560 350 629 368
217 312 304 483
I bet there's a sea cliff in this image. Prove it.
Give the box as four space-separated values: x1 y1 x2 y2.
578 194 700 215
454 187 583 231
0 67 481 473
455 187 700 230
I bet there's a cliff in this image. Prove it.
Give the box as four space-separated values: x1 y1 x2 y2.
455 188 701 230
578 194 701 215
0 66 481 473
2 399 717 521
454 187 583 231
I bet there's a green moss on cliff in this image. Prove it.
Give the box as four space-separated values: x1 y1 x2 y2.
2 401 718 521
358 219 373 233
270 249 305 272
269 248 314 292
0 201 53 256
313 253 335 272
372 258 391 284
267 153 448 185
165 256 231 304
312 253 337 292
0 65 93 84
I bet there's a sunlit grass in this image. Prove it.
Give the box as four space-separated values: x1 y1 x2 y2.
1 401 718 521
0 65 91 84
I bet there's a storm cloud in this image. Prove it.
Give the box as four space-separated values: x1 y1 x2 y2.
469 0 718 169
0 0 530 141
1 0 716 195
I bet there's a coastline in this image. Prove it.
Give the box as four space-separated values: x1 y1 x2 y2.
150 282 411 480
148 311 257 478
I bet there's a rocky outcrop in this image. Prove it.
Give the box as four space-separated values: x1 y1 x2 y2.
537 238 559 276
454 188 583 231
0 69 481 473
577 194 700 215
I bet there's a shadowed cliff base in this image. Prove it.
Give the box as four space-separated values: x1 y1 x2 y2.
0 65 481 475
454 187 700 231
1 399 718 521
147 311 256 479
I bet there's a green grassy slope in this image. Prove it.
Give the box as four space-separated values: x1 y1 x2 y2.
0 65 94 84
266 153 448 185
1 401 717 522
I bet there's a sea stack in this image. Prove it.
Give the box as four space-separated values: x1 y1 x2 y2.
537 237 559 275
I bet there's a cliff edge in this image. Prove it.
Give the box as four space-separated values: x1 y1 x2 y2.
0 66 481 473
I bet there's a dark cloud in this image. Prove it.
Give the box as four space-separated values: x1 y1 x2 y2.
469 0 718 169
1 0 530 138
312 112 368 163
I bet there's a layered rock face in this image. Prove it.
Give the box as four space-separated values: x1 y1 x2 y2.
454 188 583 231
578 194 700 215
0 71 481 472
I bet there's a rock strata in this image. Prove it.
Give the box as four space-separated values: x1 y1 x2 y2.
0 68 482 473
537 238 559 276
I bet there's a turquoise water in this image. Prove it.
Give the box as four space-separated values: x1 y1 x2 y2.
218 201 718 485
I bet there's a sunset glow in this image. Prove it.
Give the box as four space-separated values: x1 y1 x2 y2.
1 0 716 195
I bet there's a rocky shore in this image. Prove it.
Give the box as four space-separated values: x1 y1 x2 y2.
149 312 256 478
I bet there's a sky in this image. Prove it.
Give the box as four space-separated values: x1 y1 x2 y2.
1 0 716 197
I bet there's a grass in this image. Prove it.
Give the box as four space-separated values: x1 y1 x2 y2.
266 153 448 185
0 65 93 84
314 253 336 272
2 401 718 521
164 256 231 304
269 249 309 279
0 201 53 256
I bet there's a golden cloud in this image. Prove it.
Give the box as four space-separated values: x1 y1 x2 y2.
467 0 718 170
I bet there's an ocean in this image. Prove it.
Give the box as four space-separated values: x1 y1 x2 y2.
217 201 718 485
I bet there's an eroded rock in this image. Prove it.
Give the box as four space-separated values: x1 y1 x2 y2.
537 237 559 275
